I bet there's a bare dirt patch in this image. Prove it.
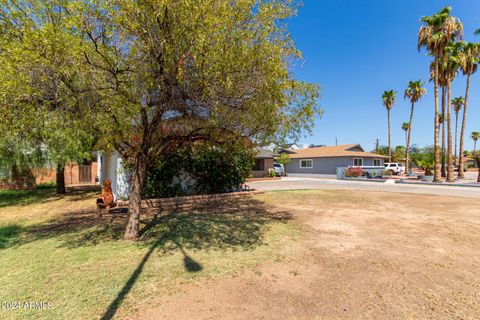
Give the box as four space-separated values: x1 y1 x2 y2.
135 190 480 320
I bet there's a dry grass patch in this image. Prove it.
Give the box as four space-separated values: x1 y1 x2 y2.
0 188 300 320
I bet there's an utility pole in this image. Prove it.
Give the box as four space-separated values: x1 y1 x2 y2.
375 138 379 152
335 137 338 146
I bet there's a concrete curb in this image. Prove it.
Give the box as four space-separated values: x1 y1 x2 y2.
395 180 480 188
117 190 264 208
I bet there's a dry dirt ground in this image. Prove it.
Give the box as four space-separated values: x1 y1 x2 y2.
135 190 480 320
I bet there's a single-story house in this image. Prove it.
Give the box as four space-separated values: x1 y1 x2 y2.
252 149 274 178
98 147 277 198
284 144 388 174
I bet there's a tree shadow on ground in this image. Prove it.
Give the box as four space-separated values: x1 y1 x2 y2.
99 197 291 320
0 223 23 249
1 193 292 320
7 196 291 252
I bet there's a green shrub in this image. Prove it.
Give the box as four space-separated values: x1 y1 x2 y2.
36 182 56 189
268 169 276 177
142 143 255 198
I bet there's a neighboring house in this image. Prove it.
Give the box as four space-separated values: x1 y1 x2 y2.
284 144 388 174
252 149 274 178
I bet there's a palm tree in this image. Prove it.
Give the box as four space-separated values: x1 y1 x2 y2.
472 132 480 179
472 131 480 164
418 6 463 182
443 42 462 182
452 97 464 165
402 122 409 149
430 60 448 177
382 90 397 162
439 112 446 176
457 42 479 178
404 80 427 175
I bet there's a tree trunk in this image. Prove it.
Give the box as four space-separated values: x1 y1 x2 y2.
474 141 477 165
11 163 19 179
474 141 477 169
441 86 446 177
446 80 454 182
454 111 459 166
388 109 391 162
56 163 66 194
458 73 470 179
124 156 146 240
405 102 415 175
477 157 480 182
433 57 441 182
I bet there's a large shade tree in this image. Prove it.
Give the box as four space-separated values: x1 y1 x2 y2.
457 42 479 178
0 3 97 193
404 80 426 175
60 0 320 239
1 0 321 239
418 6 463 182
381 90 396 162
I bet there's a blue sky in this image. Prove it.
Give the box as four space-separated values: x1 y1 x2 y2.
288 0 480 151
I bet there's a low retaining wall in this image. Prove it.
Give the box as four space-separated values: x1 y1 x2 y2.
117 190 263 208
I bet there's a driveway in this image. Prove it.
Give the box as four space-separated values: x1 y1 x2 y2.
249 176 480 199
137 189 480 319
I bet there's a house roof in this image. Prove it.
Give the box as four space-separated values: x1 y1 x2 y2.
256 149 274 159
288 144 389 159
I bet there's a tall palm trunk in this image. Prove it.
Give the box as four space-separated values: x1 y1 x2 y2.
474 141 478 170
454 111 459 166
446 80 454 182
433 57 442 182
441 86 446 177
477 160 480 182
405 101 415 174
388 109 391 162
458 73 471 178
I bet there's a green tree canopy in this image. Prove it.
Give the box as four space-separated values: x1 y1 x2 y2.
1 0 322 239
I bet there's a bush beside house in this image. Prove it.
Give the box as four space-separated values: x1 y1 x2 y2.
142 143 255 198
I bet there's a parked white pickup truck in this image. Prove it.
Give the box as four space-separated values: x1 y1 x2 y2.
384 162 405 175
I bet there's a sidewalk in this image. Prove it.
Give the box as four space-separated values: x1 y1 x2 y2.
248 176 480 199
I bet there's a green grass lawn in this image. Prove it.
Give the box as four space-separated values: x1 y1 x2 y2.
0 188 299 319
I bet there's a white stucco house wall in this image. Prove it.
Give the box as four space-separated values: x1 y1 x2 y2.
96 151 131 200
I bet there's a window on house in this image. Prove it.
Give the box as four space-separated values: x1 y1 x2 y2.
373 159 381 166
300 159 313 168
353 158 363 166
253 159 264 171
